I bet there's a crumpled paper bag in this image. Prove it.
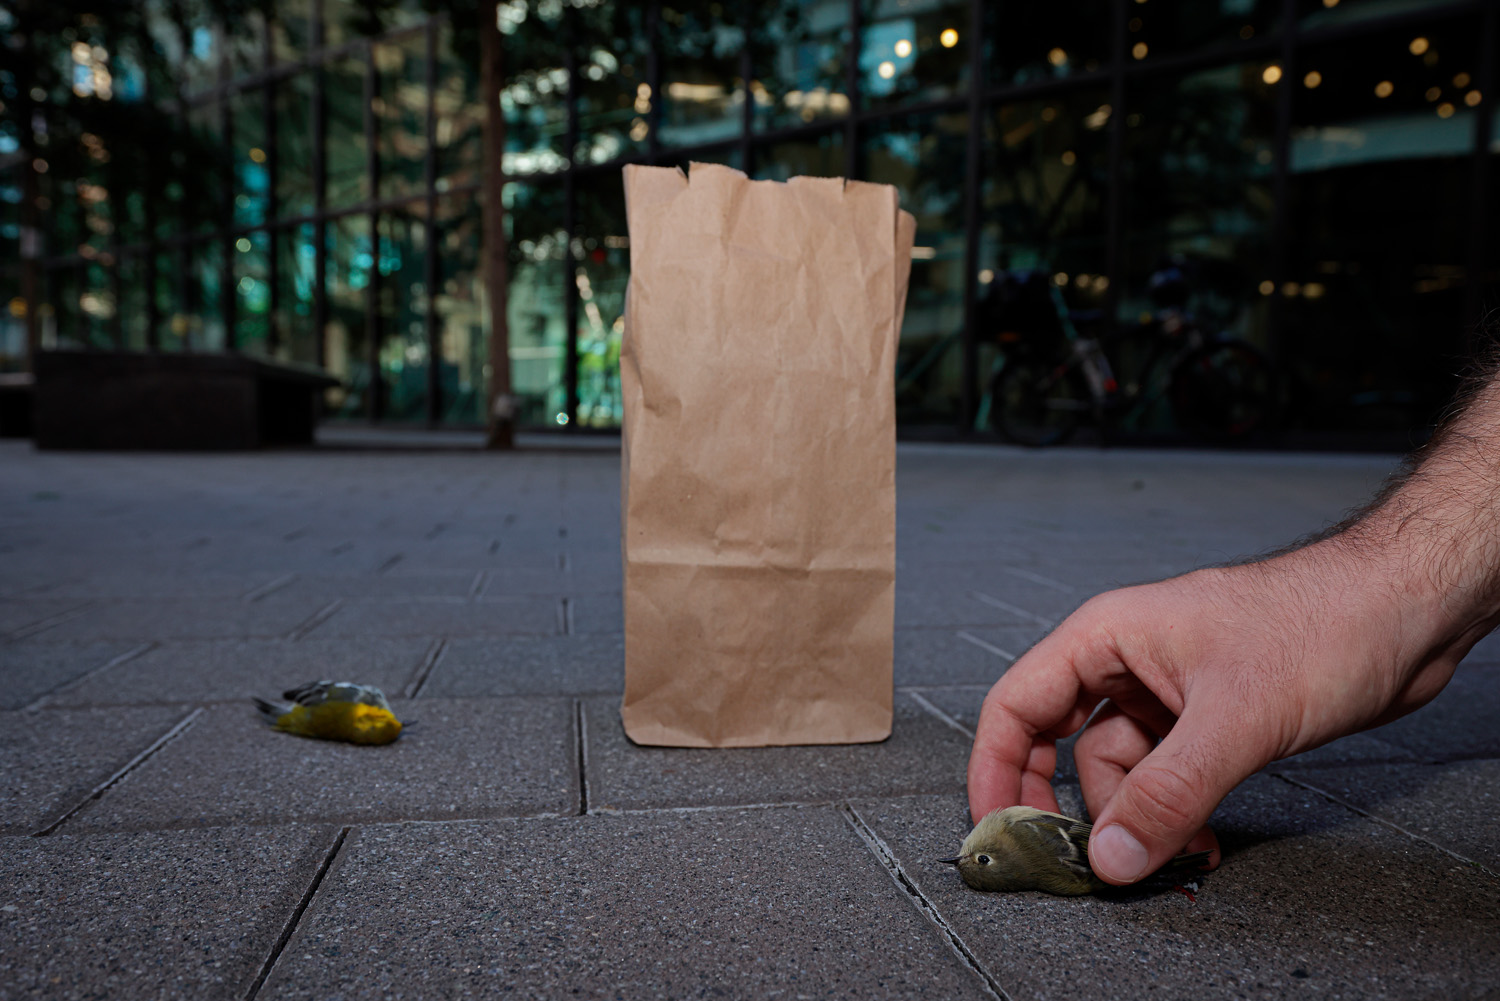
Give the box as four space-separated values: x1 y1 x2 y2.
619 162 916 747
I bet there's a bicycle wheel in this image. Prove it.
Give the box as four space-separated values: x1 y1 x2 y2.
1170 340 1275 438
990 357 1089 447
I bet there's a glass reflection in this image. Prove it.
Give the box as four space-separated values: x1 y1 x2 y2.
573 173 628 428
324 216 373 417
861 0 969 110
276 222 317 362
659 9 743 146
326 55 369 207
231 87 269 228
575 11 651 164
864 111 969 425
506 181 567 426
988 2 1110 86
234 228 271 354
1131 0 1279 60
754 134 845 181
375 37 427 201
755 1 848 130
434 194 487 423
275 73 315 218
376 207 429 421
1283 16 1481 431
1121 64 1275 348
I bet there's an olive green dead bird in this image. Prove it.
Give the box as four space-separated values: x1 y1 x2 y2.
938 806 1213 895
254 681 403 745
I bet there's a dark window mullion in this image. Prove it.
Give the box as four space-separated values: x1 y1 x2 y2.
425 18 441 425
959 0 985 433
365 42 381 421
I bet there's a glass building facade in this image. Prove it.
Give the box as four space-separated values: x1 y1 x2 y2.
3 0 1497 437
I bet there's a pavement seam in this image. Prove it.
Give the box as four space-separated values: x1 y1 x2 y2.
468 569 488 599
378 553 405 574
557 596 574 636
841 804 1010 1001
955 630 1017 661
968 591 1057 629
6 603 93 641
1000 566 1075 593
1269 771 1499 880
243 825 351 1001
243 573 298 603
904 690 976 740
575 699 590 815
22 642 157 711
403 638 449 698
32 707 204 837
286 599 342 640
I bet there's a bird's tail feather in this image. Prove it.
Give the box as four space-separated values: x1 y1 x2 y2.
253 697 291 725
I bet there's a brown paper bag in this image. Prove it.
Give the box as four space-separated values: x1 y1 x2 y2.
618 162 916 747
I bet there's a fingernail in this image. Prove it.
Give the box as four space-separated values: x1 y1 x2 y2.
1093 825 1149 883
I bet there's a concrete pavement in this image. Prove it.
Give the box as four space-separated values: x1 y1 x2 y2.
2 437 1496 1000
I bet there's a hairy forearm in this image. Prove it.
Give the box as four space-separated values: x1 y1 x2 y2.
1332 361 1500 658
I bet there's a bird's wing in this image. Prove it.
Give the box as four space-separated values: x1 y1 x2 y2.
282 680 336 705
1012 812 1094 878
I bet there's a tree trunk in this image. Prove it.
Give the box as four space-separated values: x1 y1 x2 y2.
480 1 515 449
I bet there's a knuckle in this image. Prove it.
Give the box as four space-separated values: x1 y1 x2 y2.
1125 764 1203 838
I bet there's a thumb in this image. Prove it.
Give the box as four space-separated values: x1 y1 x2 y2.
1087 704 1270 885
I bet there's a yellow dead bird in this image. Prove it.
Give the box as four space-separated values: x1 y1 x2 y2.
254 680 403 745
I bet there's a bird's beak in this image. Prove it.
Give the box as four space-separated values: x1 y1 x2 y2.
935 856 962 865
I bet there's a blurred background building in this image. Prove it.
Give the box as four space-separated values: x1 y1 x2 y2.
1 0 1496 441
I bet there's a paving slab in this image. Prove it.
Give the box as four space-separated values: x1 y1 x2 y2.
421 634 625 697
855 779 1500 1001
303 596 562 638
563 593 622 634
50 636 433 707
895 586 1054 629
0 824 336 1001
271 570 478 602
1278 759 1500 869
0 705 192 835
71 697 578 831
582 694 969 811
0 639 143 709
894 629 1017 687
0 598 91 638
43 598 322 641
260 810 992 1001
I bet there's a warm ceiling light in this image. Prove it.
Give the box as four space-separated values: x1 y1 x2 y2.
1426 86 1442 101
1047 47 1067 66
894 38 912 58
1132 42 1148 59
1465 89 1482 107
877 61 895 79
1436 101 1455 118
1453 72 1471 88
1374 80 1394 98
1262 64 1282 84
939 28 959 48
1409 37 1429 56
1303 70 1322 88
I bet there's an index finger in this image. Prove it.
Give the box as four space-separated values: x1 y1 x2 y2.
966 626 1097 822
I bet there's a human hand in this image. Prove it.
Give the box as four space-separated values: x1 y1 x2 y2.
966 538 1484 886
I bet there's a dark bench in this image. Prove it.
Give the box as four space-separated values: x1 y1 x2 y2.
33 350 340 450
0 372 35 438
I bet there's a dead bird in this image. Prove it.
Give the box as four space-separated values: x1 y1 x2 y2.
254 680 403 745
938 806 1212 896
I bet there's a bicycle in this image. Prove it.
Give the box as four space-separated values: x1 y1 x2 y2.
984 266 1275 447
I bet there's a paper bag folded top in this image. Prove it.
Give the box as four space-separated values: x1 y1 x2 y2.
620 162 916 747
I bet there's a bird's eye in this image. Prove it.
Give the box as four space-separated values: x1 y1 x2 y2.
976 855 991 866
